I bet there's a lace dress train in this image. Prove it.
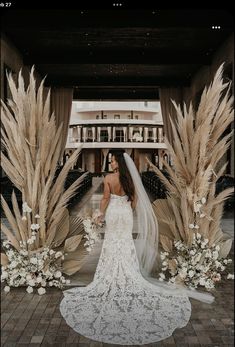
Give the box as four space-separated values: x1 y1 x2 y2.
60 194 191 345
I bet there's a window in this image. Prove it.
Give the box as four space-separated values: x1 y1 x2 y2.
114 114 120 119
135 115 139 119
96 115 100 119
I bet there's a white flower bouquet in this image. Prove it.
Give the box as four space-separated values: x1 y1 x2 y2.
158 232 234 291
1 239 70 295
82 209 104 252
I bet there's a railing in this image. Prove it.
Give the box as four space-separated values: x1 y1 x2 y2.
68 125 165 144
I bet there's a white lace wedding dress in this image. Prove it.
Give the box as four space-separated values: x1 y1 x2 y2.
60 193 191 345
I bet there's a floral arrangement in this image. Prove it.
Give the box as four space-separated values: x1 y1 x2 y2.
82 209 104 252
158 232 234 291
1 67 88 281
1 239 70 295
147 64 234 292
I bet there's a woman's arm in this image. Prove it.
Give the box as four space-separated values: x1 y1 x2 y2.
99 175 111 218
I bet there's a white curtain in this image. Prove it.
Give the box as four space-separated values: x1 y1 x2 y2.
72 127 78 142
152 127 157 143
83 127 87 142
144 127 149 142
97 127 101 142
112 126 116 141
123 126 127 142
129 127 133 142
51 88 73 160
101 148 109 172
107 126 112 142
92 127 96 142
159 88 183 145
77 126 81 142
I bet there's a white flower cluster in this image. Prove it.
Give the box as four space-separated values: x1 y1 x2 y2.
159 232 234 291
82 213 102 252
1 240 70 295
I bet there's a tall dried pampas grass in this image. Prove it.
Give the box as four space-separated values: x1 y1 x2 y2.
148 64 234 259
1 67 88 275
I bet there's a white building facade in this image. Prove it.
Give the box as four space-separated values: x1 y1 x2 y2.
65 101 169 174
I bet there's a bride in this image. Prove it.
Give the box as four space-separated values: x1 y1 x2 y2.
60 150 214 345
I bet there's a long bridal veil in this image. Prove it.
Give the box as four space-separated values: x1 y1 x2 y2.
123 153 215 304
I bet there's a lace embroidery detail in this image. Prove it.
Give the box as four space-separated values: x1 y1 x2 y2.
60 195 191 345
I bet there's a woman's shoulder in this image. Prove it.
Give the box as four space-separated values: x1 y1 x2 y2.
104 173 116 181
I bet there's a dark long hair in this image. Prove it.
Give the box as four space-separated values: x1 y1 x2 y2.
111 150 135 202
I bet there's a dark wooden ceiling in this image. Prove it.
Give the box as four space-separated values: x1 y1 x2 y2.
1 8 234 99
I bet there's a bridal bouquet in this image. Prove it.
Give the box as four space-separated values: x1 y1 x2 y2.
158 232 234 291
82 209 104 252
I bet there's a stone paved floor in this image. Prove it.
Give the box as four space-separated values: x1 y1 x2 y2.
1 180 234 346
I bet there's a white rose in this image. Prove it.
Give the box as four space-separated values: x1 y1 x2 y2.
190 250 196 255
215 245 220 251
38 287 46 295
35 214 40 218
4 286 10 293
22 202 32 213
66 279 71 285
26 286 34 294
54 271 62 279
1 271 8 280
49 281 53 286
28 279 35 287
30 258 37 265
212 251 219 260
55 252 63 259
36 276 42 283
201 197 206 204
188 270 195 278
199 214 205 218
227 274 234 280
159 273 165 279
49 250 55 255
189 224 195 229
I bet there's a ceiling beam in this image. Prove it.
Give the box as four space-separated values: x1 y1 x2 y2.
24 51 211 65
44 76 191 87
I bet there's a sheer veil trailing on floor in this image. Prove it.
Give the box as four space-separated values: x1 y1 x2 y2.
59 152 214 346
123 153 215 304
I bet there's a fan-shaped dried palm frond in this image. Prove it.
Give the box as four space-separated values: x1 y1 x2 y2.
149 63 234 253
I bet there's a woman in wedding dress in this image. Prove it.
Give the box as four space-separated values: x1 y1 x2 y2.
60 150 214 345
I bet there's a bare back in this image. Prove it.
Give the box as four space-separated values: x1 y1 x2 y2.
107 173 126 196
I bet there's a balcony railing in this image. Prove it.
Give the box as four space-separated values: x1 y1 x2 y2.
68 125 165 144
